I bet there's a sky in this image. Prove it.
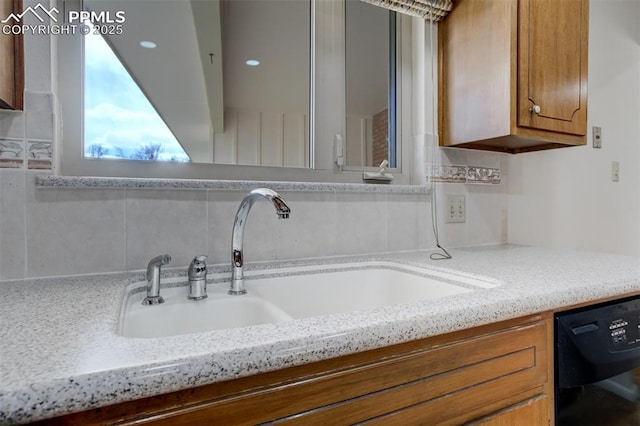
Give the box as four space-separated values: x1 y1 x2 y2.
83 27 189 162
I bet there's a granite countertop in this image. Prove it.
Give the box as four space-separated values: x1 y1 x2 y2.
2 244 640 424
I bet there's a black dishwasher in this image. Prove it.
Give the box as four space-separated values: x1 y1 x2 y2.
555 295 640 425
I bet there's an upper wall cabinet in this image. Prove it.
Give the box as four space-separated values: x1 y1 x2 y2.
438 0 588 154
0 0 24 110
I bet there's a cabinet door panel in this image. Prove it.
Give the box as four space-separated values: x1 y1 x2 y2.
467 394 548 425
518 0 587 136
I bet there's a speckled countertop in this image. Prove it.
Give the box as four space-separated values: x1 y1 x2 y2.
2 244 640 424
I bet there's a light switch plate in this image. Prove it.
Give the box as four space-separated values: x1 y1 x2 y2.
592 126 602 149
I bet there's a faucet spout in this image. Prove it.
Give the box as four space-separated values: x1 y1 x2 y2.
230 188 291 295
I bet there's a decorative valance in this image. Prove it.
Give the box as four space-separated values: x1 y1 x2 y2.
360 0 454 21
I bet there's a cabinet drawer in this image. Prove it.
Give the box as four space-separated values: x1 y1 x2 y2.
279 321 548 425
467 394 549 426
146 320 548 425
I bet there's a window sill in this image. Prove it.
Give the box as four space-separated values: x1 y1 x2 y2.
35 175 430 193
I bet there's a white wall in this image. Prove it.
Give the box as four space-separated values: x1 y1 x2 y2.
508 0 640 256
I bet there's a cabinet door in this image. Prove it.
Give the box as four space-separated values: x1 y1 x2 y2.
0 0 24 110
517 0 588 136
467 394 549 425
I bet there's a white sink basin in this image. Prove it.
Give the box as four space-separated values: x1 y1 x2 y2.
120 284 293 338
118 261 498 338
247 262 492 318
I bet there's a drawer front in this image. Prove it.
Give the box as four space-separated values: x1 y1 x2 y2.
467 394 549 426
151 321 548 425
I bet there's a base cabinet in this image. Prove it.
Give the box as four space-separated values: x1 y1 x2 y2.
35 314 553 425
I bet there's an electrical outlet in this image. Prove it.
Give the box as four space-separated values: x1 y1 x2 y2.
612 161 620 182
446 195 465 223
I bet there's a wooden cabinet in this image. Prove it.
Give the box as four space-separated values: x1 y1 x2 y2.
438 0 589 153
36 314 554 425
468 395 549 425
0 0 24 110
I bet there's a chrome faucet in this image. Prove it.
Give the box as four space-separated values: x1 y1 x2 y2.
187 255 208 300
142 254 171 305
230 188 291 295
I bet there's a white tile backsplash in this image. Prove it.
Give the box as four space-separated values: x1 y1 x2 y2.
26 174 126 277
0 112 25 140
385 193 424 252
125 190 208 270
207 191 241 264
0 171 26 279
24 92 53 113
335 192 387 255
25 111 54 140
0 139 25 163
0 92 54 171
0 164 507 280
240 198 280 261
275 191 337 260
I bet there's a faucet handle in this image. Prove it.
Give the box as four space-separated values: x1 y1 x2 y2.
188 255 208 300
188 255 208 280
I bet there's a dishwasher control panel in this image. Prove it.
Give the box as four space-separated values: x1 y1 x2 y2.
608 316 638 346
555 295 640 388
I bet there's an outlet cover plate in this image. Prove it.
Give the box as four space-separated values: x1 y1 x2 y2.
446 195 465 223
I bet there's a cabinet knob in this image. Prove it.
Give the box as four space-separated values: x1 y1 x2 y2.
529 104 541 115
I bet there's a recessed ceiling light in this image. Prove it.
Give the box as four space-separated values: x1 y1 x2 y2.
140 41 157 49
245 59 260 66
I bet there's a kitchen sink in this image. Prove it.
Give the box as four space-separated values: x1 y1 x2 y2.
118 261 498 338
120 284 293 338
247 262 494 318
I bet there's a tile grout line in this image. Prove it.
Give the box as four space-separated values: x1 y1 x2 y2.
23 171 28 279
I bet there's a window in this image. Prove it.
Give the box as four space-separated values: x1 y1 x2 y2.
83 25 189 162
345 0 396 168
57 0 414 183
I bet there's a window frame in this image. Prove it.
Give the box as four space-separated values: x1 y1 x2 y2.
55 0 416 184
342 3 397 170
